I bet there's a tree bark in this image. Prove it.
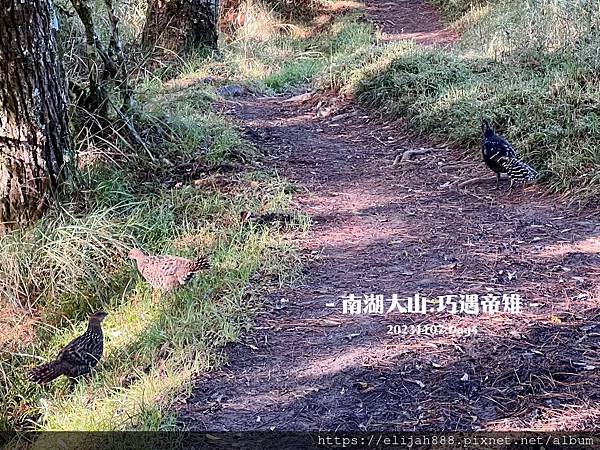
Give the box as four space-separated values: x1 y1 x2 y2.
142 0 218 56
0 0 71 233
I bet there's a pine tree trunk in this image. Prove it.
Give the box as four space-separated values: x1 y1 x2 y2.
0 0 70 234
143 0 218 56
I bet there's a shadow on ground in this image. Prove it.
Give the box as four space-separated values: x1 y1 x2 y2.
178 93 600 431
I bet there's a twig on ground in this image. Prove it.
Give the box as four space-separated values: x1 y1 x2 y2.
456 175 499 188
372 134 390 147
391 148 434 167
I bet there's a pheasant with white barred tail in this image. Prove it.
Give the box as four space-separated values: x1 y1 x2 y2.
481 119 539 188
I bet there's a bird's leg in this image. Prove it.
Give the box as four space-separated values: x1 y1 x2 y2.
491 172 501 190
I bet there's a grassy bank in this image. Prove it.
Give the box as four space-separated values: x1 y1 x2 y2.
2 0 378 432
5 0 598 433
0 71 306 430
0 2 314 432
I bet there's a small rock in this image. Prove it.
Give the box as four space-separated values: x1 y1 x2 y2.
216 84 246 97
415 278 435 287
316 106 334 118
275 298 288 310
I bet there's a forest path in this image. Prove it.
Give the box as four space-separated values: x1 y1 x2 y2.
180 0 600 431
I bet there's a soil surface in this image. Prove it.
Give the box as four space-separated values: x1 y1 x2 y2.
179 1 600 431
364 0 457 45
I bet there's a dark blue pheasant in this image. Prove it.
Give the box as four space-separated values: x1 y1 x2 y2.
481 119 538 188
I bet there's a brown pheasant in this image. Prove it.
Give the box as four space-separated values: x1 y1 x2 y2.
128 248 210 291
28 311 108 384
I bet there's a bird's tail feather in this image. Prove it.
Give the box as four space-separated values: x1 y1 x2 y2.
180 257 210 285
28 361 63 384
189 256 210 273
503 158 538 182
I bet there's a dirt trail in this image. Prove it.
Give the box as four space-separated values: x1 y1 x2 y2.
364 0 456 45
180 1 600 431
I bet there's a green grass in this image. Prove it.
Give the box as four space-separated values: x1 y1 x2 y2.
4 0 377 431
2 0 367 433
427 0 495 20
175 1 375 94
330 0 600 203
8 0 600 433
0 54 307 432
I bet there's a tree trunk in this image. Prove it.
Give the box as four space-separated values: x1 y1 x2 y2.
143 0 218 56
0 0 71 234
